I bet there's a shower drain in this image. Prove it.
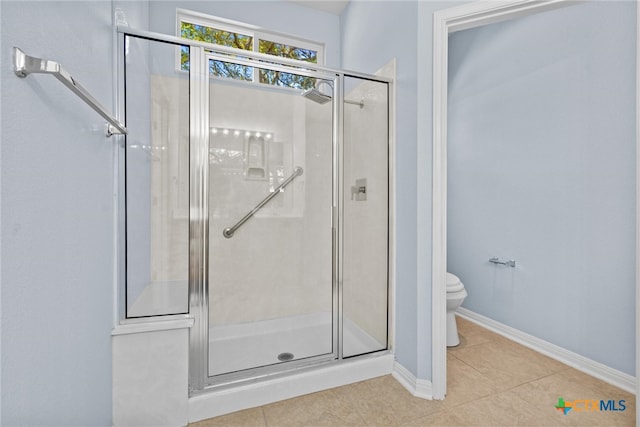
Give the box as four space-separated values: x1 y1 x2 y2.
277 352 294 362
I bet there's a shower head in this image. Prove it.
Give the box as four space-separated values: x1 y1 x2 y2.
301 80 364 108
302 87 332 104
301 86 365 108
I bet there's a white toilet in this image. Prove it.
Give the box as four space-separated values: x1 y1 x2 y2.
446 272 468 347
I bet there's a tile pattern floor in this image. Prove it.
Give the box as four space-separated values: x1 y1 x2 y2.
190 317 635 426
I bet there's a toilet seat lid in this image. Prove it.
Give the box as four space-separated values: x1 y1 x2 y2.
446 273 465 292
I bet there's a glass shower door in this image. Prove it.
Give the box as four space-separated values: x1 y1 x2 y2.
205 55 336 377
342 75 389 357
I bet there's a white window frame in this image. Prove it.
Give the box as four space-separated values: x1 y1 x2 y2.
175 8 325 82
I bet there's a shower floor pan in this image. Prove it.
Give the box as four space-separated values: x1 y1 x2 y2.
208 312 384 377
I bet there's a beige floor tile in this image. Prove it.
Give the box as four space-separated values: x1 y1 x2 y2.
452 336 568 390
188 407 266 427
403 409 469 426
262 387 366 427
331 375 443 426
449 317 504 350
510 367 635 426
450 389 555 426
441 353 501 408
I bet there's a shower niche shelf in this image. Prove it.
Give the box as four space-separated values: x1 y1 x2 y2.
245 133 268 181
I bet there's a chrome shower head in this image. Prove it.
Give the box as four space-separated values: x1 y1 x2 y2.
302 88 332 104
301 80 364 108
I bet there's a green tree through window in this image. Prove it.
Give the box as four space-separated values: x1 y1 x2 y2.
259 40 317 89
180 23 253 80
179 19 319 90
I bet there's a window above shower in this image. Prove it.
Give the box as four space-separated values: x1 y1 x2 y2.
177 9 324 90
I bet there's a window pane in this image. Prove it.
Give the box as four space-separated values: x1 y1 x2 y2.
180 21 253 72
181 22 253 49
180 46 189 71
258 69 315 90
258 40 317 89
258 40 317 63
211 59 253 81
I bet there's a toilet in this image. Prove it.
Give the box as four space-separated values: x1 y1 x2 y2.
446 272 468 347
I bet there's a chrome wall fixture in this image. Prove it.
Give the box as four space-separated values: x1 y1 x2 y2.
302 80 364 108
489 257 516 268
222 166 304 238
13 47 127 137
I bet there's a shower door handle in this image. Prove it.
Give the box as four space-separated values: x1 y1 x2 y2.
223 167 303 238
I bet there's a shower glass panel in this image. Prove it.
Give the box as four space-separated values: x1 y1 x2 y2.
342 75 389 357
207 57 335 376
124 35 190 317
118 29 393 394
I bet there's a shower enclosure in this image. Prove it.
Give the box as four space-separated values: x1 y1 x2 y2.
119 29 391 393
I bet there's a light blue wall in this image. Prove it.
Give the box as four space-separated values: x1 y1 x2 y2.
342 0 420 378
116 0 150 29
341 0 466 382
448 1 636 375
148 1 341 68
1 1 116 424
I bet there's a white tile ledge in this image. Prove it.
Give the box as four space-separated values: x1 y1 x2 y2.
189 353 395 421
112 316 194 336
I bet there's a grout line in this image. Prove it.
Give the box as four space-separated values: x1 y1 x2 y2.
447 330 575 402
448 348 483 374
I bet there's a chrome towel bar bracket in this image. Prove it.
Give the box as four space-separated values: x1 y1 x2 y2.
489 257 516 268
13 47 127 137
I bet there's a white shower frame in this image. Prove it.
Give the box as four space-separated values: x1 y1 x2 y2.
430 0 639 407
114 26 397 410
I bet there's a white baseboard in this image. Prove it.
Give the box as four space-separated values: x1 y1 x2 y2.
456 307 636 394
392 361 434 400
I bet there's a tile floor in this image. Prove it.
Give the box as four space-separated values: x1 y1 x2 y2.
189 317 635 426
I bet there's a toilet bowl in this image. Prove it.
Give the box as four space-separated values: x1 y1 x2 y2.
446 272 467 347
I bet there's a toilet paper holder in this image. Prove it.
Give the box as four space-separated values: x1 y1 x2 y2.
489 257 516 268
